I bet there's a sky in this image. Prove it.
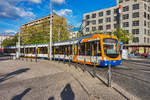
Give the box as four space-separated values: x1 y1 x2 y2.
0 0 117 34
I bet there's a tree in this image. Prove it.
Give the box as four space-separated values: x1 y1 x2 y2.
21 15 69 45
2 35 18 47
112 27 132 43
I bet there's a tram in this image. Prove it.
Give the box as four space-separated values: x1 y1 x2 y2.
4 34 121 66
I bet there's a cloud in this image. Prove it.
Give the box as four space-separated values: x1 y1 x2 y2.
54 9 72 17
51 0 65 5
4 30 17 34
28 0 42 4
0 0 36 19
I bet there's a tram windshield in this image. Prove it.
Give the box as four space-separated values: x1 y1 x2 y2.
103 38 119 58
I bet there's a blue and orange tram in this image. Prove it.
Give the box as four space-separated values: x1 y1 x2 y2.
4 34 121 66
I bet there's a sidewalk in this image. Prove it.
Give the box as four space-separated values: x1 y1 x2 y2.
124 56 150 63
0 59 141 100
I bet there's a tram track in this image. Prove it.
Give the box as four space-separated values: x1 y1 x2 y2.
65 61 150 100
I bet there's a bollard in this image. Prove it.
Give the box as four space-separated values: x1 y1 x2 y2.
83 58 86 72
63 56 65 64
108 63 112 87
30 57 32 62
69 56 71 66
26 57 28 61
35 57 37 62
93 61 96 78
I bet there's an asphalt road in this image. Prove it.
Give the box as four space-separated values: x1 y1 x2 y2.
73 59 150 100
1 56 149 100
110 60 150 100
0 56 10 61
82 60 149 100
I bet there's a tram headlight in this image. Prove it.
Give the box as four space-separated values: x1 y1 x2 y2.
104 57 107 61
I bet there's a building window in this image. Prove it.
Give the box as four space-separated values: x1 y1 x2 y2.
148 22 150 28
125 30 129 33
86 28 89 32
114 16 117 21
92 13 96 18
147 38 149 43
106 17 111 22
122 14 129 20
123 22 129 27
148 6 150 12
147 30 150 35
92 20 96 25
119 0 123 3
144 29 146 35
144 20 146 26
86 21 90 26
132 20 139 26
123 6 129 12
106 24 111 30
133 4 139 10
132 29 139 34
144 12 146 18
148 14 150 20
98 26 103 30
106 10 111 15
99 12 103 17
92 27 96 31
144 4 147 10
86 15 90 19
114 9 119 14
132 12 139 18
144 37 146 43
98 19 103 24
132 37 139 43
114 24 117 28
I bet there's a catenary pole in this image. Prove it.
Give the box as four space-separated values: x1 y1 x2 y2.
18 20 21 59
49 1 53 61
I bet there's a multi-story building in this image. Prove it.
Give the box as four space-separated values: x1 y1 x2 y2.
83 0 150 54
21 15 68 43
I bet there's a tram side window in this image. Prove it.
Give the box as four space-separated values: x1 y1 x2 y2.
69 45 72 55
79 43 85 55
86 42 91 56
66 45 72 55
20 48 24 53
55 46 64 54
94 41 101 56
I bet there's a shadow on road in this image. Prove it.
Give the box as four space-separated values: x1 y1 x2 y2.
0 56 10 61
11 88 31 100
48 97 55 100
60 83 75 100
0 68 30 83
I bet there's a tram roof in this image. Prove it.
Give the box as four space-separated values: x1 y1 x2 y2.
4 34 116 48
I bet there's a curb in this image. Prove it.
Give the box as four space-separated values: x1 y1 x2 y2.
96 74 141 100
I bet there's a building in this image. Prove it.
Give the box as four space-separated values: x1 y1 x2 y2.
0 34 14 52
83 0 150 54
21 15 68 43
69 27 81 39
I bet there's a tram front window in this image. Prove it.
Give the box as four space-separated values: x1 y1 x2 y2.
103 38 119 58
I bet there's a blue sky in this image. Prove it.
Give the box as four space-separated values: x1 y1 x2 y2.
0 0 116 34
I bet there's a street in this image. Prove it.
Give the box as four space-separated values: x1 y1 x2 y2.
111 60 150 100
71 58 150 100
0 57 149 100
0 57 133 100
